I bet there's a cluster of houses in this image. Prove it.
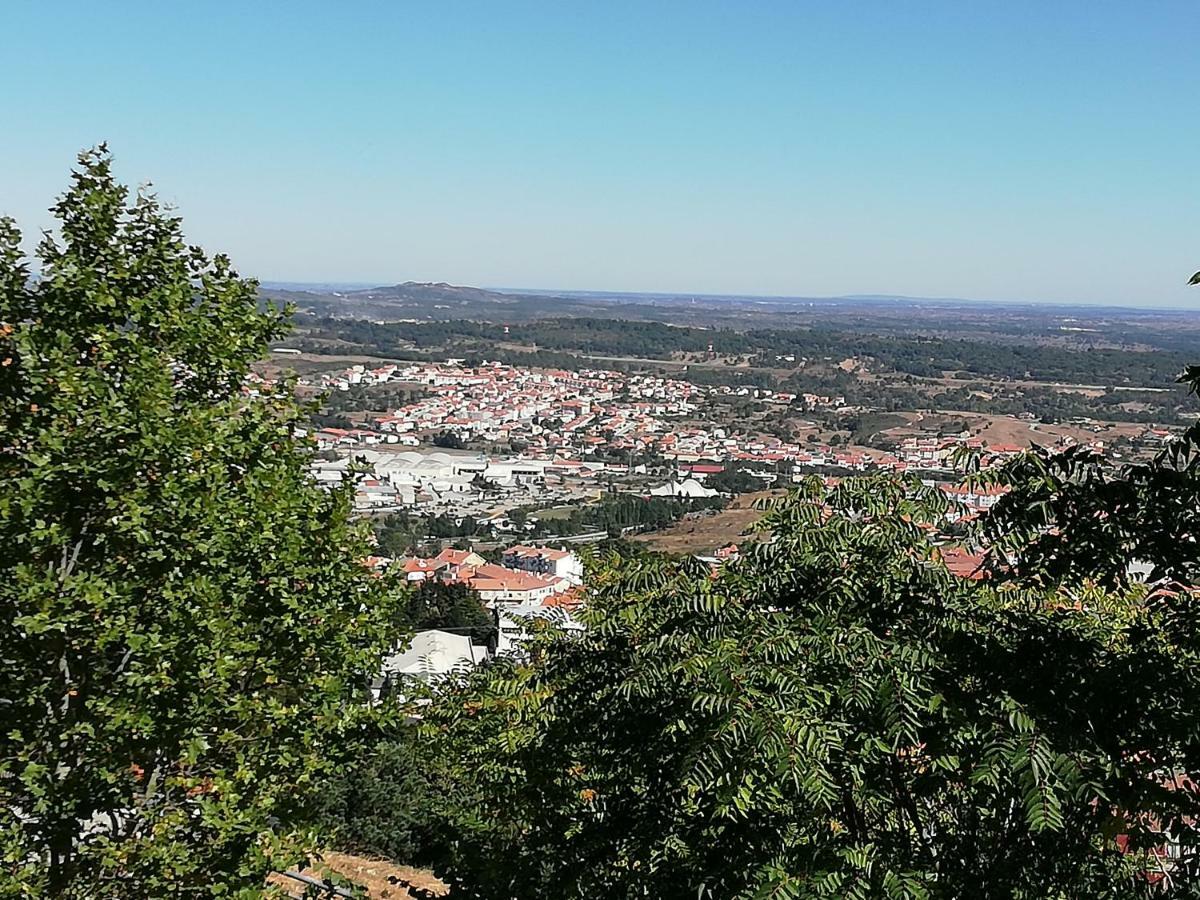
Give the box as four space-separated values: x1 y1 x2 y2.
312 361 688 454
309 361 1183 693
300 360 1174 546
311 363 1179 499
398 545 583 602
371 544 585 695
309 362 1103 485
371 494 1009 695
308 361 848 468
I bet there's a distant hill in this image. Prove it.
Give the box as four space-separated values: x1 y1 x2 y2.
347 281 525 305
259 280 1200 353
260 281 675 322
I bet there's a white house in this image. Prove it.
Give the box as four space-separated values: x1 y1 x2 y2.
374 629 484 694
468 565 565 604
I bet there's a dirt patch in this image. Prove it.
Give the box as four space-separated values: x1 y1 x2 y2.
874 412 1143 450
963 414 1141 448
268 850 448 899
255 351 405 380
635 489 784 555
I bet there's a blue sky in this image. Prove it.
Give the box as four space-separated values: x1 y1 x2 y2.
3 1 1198 306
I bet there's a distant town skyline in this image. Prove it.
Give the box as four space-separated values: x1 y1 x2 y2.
3 1 1199 307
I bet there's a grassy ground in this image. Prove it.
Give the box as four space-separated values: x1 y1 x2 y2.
529 504 580 521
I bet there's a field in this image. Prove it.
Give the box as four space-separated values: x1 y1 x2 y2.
256 350 392 379
634 490 784 555
868 410 1145 449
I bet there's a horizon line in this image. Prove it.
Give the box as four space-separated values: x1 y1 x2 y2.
257 280 1200 315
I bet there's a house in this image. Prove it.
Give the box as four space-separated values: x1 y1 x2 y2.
939 483 1008 518
400 558 439 582
432 548 487 569
401 548 570 604
495 600 585 656
502 545 585 584
373 629 484 696
464 564 565 604
938 546 987 581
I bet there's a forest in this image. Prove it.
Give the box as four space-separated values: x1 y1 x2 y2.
295 314 1197 388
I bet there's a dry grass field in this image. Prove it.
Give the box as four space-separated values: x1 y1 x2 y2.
267 850 448 898
634 489 784 555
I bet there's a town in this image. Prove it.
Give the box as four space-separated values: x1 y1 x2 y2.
300 358 1171 521
294 356 1184 689
12 4 1200 896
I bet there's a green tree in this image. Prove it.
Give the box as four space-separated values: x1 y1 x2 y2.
402 580 495 644
432 430 466 450
307 730 442 869
406 472 1200 898
977 368 1200 590
0 148 405 897
705 466 764 494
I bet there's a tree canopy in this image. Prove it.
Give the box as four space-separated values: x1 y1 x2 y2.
0 148 404 897
5 147 1200 899
401 580 496 644
306 279 1200 898
386 464 1200 898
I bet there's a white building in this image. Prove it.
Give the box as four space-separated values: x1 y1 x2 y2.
495 601 584 656
501 545 585 585
648 478 718 499
374 629 484 694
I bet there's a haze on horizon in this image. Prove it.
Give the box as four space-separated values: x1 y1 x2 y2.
3 1 1198 308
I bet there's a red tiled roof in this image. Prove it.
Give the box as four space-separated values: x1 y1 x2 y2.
939 547 987 580
543 587 585 611
464 564 559 593
433 548 480 567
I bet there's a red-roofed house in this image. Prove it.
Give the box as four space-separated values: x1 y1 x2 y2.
462 563 565 604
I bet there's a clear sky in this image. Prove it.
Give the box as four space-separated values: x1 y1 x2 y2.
3 1 1198 306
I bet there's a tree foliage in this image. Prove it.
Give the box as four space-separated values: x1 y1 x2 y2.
0 148 404 897
297 314 1196 389
401 580 495 643
353 271 1199 897
975 365 1200 590
393 470 1200 898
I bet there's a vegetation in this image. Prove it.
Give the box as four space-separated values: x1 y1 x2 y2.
373 511 491 558
372 463 1200 898
399 580 495 645
523 493 726 538
294 315 1199 425
307 734 443 871
320 314 1200 897
432 430 468 450
8 148 1200 898
977 367 1200 590
0 150 405 897
297 314 1197 389
705 466 772 494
